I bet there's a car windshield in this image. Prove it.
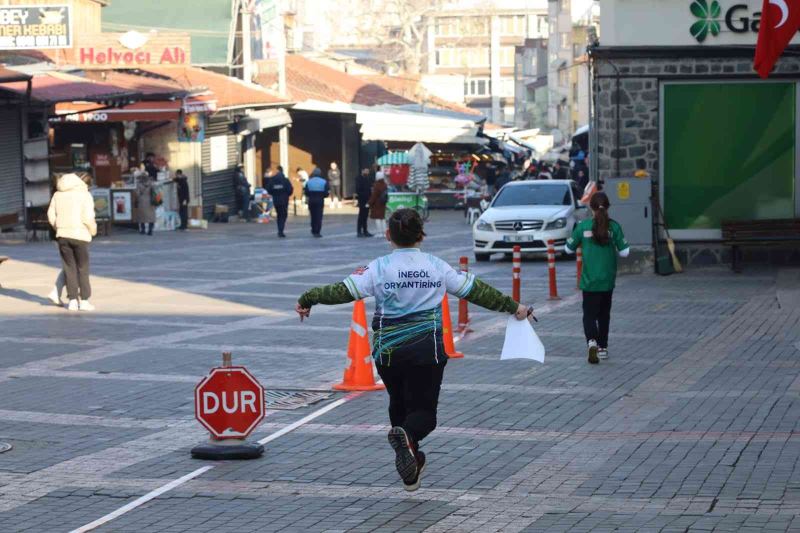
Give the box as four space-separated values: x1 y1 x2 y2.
492 183 572 207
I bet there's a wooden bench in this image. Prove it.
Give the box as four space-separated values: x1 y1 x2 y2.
721 218 800 272
0 256 8 288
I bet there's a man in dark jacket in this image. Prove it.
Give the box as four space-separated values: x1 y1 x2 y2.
554 160 569 180
355 167 373 238
174 169 190 230
304 167 329 237
233 166 251 221
267 166 293 238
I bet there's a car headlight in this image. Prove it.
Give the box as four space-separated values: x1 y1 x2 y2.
475 219 493 231
545 217 567 230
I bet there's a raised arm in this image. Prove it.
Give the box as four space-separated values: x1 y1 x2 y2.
298 282 355 308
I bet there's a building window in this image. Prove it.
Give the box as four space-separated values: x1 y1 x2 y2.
499 46 515 67
538 15 549 37
499 15 525 35
496 77 515 97
560 33 570 50
435 17 457 36
530 55 537 72
526 87 536 103
558 68 569 87
464 78 491 97
573 82 578 103
461 17 488 36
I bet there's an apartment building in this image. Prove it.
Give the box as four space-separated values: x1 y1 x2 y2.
424 0 549 125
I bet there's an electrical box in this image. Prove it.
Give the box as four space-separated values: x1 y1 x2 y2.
605 177 652 246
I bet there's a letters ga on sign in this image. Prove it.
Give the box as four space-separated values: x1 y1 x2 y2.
0 5 72 50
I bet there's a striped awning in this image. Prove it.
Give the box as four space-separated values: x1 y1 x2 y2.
377 152 409 166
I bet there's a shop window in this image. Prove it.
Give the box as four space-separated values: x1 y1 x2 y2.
663 83 797 234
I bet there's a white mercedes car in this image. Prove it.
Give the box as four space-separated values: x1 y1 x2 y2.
473 180 590 261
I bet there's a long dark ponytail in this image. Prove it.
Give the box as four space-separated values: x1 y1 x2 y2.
590 192 611 245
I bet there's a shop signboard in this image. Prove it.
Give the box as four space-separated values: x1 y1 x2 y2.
91 188 111 220
111 190 133 222
69 31 190 68
0 5 72 50
178 110 207 143
254 0 285 60
600 0 800 47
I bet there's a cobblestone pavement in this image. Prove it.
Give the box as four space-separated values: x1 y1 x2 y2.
0 211 799 532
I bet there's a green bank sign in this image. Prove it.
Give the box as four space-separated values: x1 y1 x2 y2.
690 0 766 42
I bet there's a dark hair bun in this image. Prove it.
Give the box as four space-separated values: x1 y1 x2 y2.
388 208 426 247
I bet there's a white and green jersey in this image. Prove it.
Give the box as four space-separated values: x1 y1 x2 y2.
343 248 475 319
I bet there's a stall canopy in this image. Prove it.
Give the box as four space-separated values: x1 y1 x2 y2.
293 101 487 146
0 72 136 105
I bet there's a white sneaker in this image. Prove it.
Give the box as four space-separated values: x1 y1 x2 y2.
598 348 609 360
48 289 61 306
67 299 79 311
587 340 599 364
79 300 95 312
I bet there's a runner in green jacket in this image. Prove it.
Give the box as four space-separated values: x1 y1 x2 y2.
565 191 630 364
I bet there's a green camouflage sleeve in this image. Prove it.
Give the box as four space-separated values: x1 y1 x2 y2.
298 282 355 308
464 278 519 314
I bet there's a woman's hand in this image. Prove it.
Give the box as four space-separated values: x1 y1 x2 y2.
514 304 535 321
295 303 311 322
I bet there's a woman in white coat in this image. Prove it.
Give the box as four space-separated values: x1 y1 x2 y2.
47 173 97 311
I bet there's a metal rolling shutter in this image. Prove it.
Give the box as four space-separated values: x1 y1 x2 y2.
0 108 24 225
201 118 240 219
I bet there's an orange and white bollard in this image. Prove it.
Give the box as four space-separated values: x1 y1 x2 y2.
512 245 521 302
457 256 472 334
547 240 560 301
576 246 583 291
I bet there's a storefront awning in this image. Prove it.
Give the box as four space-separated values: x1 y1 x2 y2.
238 108 292 134
358 110 486 145
53 96 217 123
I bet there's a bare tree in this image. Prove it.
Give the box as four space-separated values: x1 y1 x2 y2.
338 0 445 76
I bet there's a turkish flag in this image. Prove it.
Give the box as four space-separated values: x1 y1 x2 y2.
754 0 800 78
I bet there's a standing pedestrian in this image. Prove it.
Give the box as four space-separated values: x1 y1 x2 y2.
267 165 293 238
328 162 342 209
304 167 329 237
554 160 569 180
355 167 373 238
369 170 388 235
136 172 156 235
234 166 252 221
565 192 630 364
296 167 310 212
174 169 190 230
47 173 97 311
295 208 533 491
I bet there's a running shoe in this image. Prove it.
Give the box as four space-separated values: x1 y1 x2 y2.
588 340 599 364
66 299 79 312
388 426 418 485
598 348 609 360
404 450 426 492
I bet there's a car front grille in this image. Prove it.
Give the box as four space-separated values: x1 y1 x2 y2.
493 241 547 249
494 220 544 232
474 240 488 248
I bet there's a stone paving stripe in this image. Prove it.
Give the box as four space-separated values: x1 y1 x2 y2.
69 465 214 533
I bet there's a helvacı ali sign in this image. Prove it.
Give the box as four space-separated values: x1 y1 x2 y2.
72 31 190 68
0 5 72 50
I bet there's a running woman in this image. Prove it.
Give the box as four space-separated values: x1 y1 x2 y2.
565 191 630 364
296 208 532 491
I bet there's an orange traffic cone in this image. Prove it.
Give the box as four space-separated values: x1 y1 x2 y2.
441 296 464 359
333 300 385 391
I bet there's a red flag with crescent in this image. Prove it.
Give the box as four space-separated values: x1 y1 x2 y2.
754 0 800 78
